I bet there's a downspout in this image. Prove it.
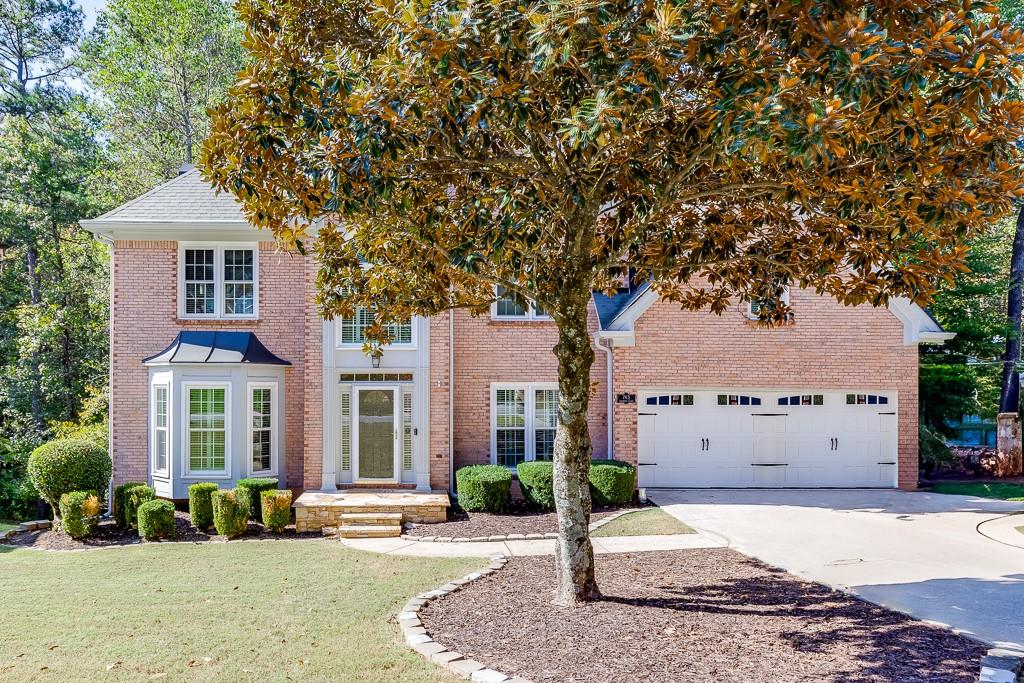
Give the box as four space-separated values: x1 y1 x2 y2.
448 307 455 493
594 333 614 459
95 230 116 516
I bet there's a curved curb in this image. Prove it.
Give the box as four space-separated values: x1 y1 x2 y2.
976 512 1024 551
398 553 532 682
401 507 636 543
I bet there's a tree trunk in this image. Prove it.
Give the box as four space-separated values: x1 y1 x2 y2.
551 286 600 606
1000 204 1024 414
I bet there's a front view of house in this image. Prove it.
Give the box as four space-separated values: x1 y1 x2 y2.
82 168 952 500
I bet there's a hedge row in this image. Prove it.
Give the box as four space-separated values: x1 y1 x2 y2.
458 460 637 513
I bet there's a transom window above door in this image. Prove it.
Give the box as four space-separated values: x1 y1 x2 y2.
179 245 258 319
492 384 558 467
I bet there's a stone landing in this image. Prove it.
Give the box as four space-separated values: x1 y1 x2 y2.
294 490 449 533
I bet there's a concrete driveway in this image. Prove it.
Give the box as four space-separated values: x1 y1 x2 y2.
649 488 1024 649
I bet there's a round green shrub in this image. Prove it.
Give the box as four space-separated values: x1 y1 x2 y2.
58 490 101 539
113 481 146 528
123 484 155 530
589 460 636 506
260 489 292 533
188 482 219 530
517 461 555 510
236 478 278 521
456 465 512 513
27 438 111 515
212 488 250 538
137 499 176 540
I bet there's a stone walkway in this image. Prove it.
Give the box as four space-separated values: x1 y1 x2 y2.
340 531 723 557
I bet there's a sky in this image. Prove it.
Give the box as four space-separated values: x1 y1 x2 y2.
79 0 105 31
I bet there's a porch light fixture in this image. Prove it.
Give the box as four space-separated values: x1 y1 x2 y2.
371 352 381 368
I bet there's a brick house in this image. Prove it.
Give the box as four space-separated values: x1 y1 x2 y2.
82 168 952 501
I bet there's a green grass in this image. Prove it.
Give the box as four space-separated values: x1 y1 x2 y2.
0 540 477 682
1017 526 1024 536
593 507 695 537
0 521 18 533
927 481 1024 501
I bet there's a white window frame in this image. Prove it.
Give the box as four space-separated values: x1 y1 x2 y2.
747 287 790 321
247 381 278 477
182 382 232 479
490 382 559 467
151 382 171 477
178 242 259 320
490 285 550 321
335 312 417 349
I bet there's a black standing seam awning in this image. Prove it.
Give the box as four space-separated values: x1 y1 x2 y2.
143 331 291 366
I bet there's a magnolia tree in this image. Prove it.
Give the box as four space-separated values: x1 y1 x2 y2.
202 0 1024 605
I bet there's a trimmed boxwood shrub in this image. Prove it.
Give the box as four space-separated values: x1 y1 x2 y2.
59 490 101 538
260 489 292 533
589 460 636 506
212 488 250 538
137 499 176 540
456 465 511 513
123 484 155 530
188 482 219 530
114 481 146 528
27 438 111 516
517 461 555 510
236 478 278 521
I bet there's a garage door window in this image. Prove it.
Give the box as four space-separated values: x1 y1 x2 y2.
846 393 889 405
493 384 558 467
778 394 824 406
645 394 693 406
717 394 762 406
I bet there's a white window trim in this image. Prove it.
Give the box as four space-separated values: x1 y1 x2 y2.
490 382 559 467
182 381 232 479
490 286 550 321
747 287 790 321
247 381 279 477
151 382 171 478
178 242 259 320
335 313 418 350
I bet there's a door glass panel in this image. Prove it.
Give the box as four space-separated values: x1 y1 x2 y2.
359 389 395 478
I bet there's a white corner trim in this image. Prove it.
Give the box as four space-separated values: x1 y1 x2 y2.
595 329 635 347
606 286 658 331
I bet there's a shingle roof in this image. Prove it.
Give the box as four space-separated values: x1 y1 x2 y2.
143 331 291 366
86 167 246 224
592 281 651 329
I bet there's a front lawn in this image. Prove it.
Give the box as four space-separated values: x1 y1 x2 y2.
0 540 476 682
927 481 1024 501
0 521 18 534
593 507 695 537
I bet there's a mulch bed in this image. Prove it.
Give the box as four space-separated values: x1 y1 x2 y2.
421 549 985 683
404 503 638 539
3 510 318 551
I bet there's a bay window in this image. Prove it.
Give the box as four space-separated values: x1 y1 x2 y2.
186 385 229 475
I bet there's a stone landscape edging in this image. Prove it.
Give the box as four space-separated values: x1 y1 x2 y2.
0 519 51 541
400 507 636 543
399 552 531 683
979 646 1024 683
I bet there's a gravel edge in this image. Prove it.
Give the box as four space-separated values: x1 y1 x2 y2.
398 553 530 683
400 508 635 543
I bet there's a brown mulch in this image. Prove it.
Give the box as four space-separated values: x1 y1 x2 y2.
3 510 318 551
404 504 638 539
421 549 985 683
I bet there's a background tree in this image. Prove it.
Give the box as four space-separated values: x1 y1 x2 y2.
203 0 1024 604
82 0 245 190
0 0 82 114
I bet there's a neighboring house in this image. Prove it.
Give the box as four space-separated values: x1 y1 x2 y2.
82 168 954 500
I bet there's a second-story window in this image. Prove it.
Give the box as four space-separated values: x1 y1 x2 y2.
180 245 258 319
339 308 414 346
492 285 548 320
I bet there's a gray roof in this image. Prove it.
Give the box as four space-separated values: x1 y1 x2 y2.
144 331 291 366
593 281 651 329
85 167 246 225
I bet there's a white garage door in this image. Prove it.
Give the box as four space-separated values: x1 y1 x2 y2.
636 390 897 488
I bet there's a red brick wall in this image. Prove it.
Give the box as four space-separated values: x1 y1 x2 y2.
611 289 919 489
429 312 453 490
451 302 610 471
110 241 308 489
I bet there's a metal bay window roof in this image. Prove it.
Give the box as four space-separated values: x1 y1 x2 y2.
143 331 291 366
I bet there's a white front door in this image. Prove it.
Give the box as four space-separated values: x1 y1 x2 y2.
352 385 400 482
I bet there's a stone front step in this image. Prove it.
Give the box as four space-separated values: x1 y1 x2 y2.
337 524 403 538
294 490 449 532
339 512 403 526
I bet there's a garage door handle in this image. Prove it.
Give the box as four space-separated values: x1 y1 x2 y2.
638 462 657 466
877 461 895 465
751 463 788 466
638 412 657 416
878 411 896 415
